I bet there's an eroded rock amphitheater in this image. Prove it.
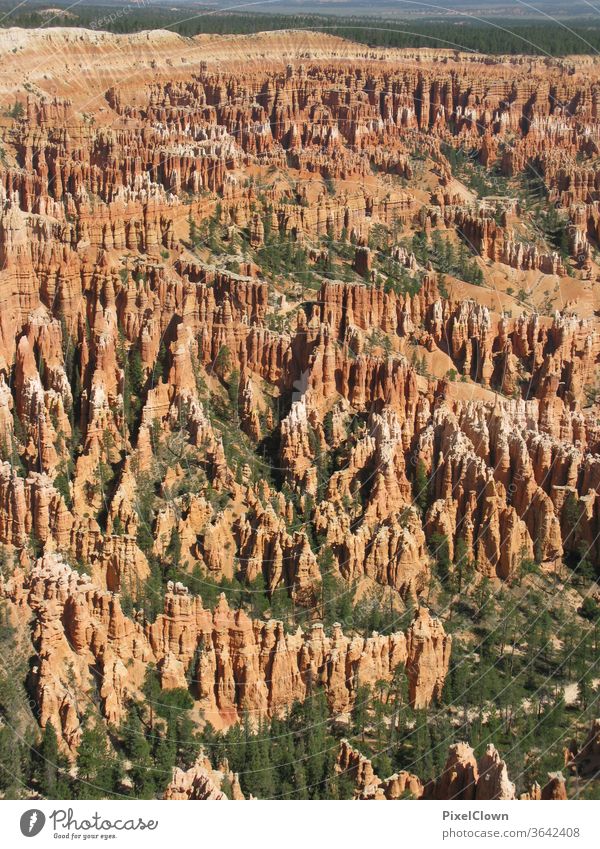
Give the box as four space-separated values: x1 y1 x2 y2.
0 25 599 800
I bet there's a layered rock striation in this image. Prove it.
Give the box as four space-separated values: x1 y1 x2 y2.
0 554 450 749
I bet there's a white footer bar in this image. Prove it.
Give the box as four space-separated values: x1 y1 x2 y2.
0 799 597 848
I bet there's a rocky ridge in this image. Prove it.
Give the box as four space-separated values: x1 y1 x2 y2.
336 738 569 800
0 553 450 749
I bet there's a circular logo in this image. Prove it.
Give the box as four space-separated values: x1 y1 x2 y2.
19 810 46 837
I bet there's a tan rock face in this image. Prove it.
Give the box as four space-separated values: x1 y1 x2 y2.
475 745 516 801
1 554 449 750
541 774 568 800
2 27 600 792
336 739 423 800
338 739 563 801
431 742 479 801
163 755 245 800
164 763 226 801
0 30 598 604
405 607 452 709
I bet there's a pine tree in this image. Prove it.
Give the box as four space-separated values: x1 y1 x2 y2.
304 690 329 798
34 721 70 798
0 727 25 798
120 703 155 798
76 714 121 799
153 342 169 384
429 532 451 585
453 536 469 594
413 458 429 513
272 717 295 796
351 684 371 743
150 724 177 794
164 528 182 580
389 665 408 744
246 718 275 798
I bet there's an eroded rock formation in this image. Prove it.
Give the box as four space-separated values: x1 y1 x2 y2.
336 739 567 801
0 27 599 795
0 554 450 750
